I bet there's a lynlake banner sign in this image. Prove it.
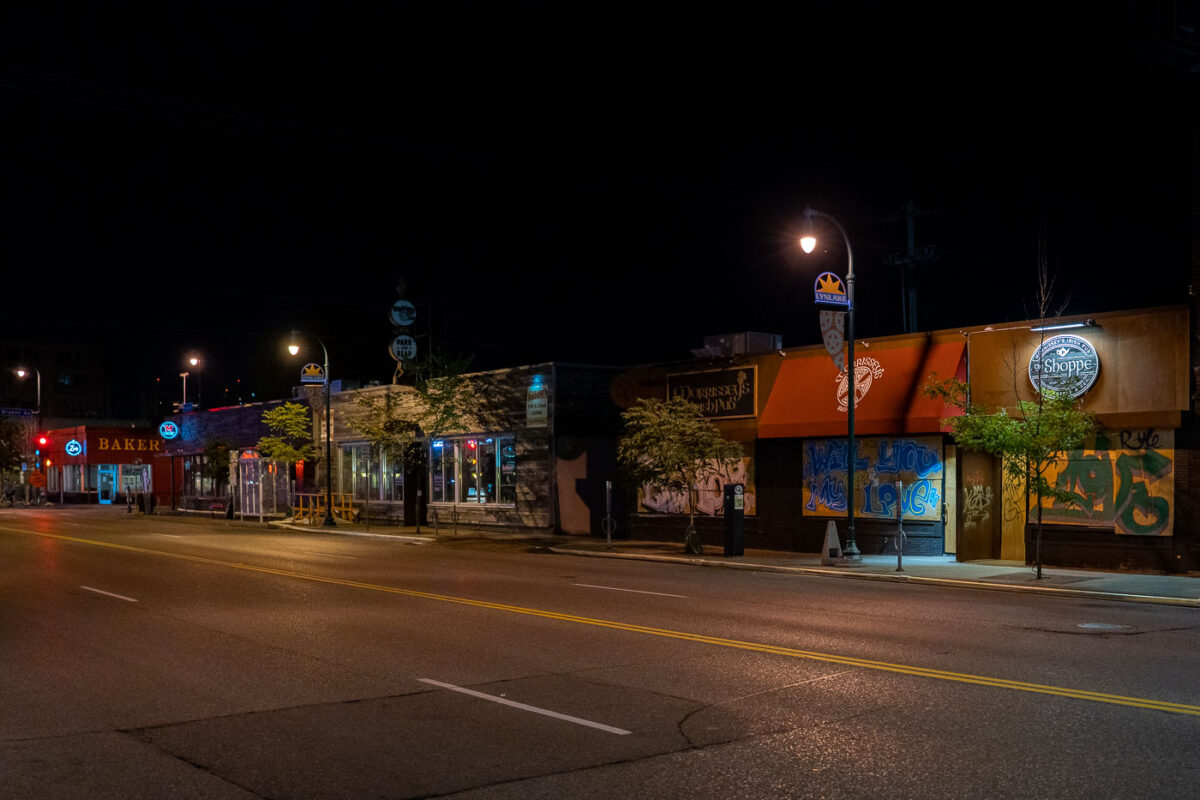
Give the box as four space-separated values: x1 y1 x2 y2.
667 367 757 419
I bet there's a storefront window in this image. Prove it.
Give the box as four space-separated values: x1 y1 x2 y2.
339 443 404 503
430 435 513 505
63 464 82 492
182 455 219 496
499 441 517 503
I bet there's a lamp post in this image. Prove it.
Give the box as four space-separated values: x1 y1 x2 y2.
179 372 190 409
15 367 40 412
187 355 201 409
801 206 862 563
288 330 336 527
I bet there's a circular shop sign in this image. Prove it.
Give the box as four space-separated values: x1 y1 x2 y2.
65 439 83 456
389 334 418 362
159 421 180 440
389 300 417 327
1028 334 1100 398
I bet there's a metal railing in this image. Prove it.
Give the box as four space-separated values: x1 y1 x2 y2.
294 492 359 524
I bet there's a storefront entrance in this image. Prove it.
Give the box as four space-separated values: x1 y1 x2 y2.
98 466 116 504
122 465 149 495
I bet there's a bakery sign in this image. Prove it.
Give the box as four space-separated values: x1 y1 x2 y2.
668 367 756 419
1028 334 1100 398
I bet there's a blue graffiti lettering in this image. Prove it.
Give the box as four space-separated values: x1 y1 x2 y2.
875 439 943 478
807 475 847 512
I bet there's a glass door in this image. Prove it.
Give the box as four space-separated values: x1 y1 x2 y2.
98 465 116 504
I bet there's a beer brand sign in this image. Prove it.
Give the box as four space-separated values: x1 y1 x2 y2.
668 367 756 419
1028 335 1100 398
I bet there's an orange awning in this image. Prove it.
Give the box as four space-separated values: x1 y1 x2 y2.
759 339 965 438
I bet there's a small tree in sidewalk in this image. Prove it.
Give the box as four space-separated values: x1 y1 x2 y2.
617 396 744 554
257 402 316 513
924 378 1097 578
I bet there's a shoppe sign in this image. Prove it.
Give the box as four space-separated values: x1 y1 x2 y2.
65 439 84 456
159 421 180 440
668 367 757 419
1028 334 1100 398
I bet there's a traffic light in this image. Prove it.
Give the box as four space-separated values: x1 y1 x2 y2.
35 434 47 458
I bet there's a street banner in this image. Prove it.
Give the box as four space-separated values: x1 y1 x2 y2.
819 309 845 371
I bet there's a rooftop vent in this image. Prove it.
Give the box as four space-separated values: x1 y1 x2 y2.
690 332 782 359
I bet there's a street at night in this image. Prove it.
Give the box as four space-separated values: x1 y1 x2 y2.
3 508 1197 799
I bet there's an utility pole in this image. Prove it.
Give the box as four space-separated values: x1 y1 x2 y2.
883 201 938 333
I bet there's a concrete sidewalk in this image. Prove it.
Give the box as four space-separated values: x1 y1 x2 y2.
270 519 1200 608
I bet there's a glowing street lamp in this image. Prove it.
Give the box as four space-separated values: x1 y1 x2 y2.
800 205 862 563
288 330 336 527
15 366 40 412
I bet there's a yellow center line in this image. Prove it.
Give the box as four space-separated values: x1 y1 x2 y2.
8 526 1200 718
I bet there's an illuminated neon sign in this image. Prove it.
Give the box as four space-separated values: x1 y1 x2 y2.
65 439 83 457
159 421 180 440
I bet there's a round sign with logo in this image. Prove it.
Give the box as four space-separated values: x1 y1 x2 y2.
389 335 418 362
1028 334 1100 398
159 421 180 440
65 439 83 456
389 300 417 327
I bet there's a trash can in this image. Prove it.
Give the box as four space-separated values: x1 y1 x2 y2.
723 484 745 557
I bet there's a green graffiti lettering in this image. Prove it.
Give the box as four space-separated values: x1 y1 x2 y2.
1114 448 1172 536
1052 452 1113 523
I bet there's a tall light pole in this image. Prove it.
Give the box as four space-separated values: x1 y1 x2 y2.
187 355 201 409
180 372 190 409
289 330 336 527
801 205 862 563
15 367 40 412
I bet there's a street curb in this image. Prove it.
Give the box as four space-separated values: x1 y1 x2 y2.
547 547 1200 609
269 522 431 543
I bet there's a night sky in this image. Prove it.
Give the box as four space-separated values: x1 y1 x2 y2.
2 4 1195 417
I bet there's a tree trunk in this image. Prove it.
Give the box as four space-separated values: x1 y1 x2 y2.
684 482 702 554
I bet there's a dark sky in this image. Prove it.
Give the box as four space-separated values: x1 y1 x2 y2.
1 3 1196 415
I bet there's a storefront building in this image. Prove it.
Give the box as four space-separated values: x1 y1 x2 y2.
955 305 1192 572
35 425 165 504
157 396 311 512
325 363 622 532
612 331 963 554
612 306 1195 572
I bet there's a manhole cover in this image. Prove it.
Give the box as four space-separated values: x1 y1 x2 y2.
1077 622 1131 630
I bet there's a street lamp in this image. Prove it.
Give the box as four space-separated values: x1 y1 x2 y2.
801 205 862 563
15 367 40 412
288 330 336 527
187 355 202 409
179 372 190 409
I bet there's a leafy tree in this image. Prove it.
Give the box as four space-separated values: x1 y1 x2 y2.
256 402 316 465
924 377 1097 578
926 236 1099 577
352 388 424 475
349 353 480 521
617 396 744 554
0 418 25 493
200 438 233 494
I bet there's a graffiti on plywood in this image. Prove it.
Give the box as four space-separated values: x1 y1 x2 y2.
1041 429 1174 536
638 457 756 516
802 436 943 521
962 470 993 530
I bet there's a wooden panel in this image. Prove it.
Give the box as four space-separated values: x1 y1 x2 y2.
1000 465 1027 561
944 445 957 554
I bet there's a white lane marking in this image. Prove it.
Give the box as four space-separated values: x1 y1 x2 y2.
573 583 687 598
80 586 138 603
153 533 183 538
419 678 631 735
301 551 358 559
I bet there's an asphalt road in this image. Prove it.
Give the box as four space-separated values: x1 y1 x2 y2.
2 507 1198 799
